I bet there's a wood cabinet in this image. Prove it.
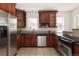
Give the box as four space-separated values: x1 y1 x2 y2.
17 34 37 47
17 35 21 47
16 9 26 28
24 34 37 47
46 34 58 48
0 3 16 16
17 34 58 48
39 11 50 23
39 11 57 27
74 44 79 56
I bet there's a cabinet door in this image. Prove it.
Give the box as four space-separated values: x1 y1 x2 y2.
17 34 25 47
24 35 29 46
40 12 49 23
17 9 23 28
17 34 37 47
49 13 56 27
9 3 16 16
16 9 26 28
17 35 21 47
0 3 16 16
20 34 25 47
31 35 37 46
24 34 37 47
47 35 58 47
0 3 6 10
47 35 50 46
74 45 79 56
24 35 31 47
47 35 53 47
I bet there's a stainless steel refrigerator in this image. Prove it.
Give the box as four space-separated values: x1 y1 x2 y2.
0 26 8 56
0 10 17 56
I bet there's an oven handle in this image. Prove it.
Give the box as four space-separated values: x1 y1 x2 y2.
60 37 69 42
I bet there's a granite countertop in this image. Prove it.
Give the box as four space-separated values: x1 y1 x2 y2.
57 32 79 43
17 28 56 35
20 30 56 35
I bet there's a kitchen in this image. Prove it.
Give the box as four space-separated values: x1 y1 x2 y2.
0 3 79 56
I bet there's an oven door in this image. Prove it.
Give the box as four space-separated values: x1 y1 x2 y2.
58 42 72 56
58 36 72 56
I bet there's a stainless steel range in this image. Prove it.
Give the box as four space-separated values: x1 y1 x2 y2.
58 36 73 56
58 35 79 56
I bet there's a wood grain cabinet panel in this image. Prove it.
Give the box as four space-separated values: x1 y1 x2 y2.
39 11 57 27
16 9 26 28
39 12 49 23
24 34 37 47
17 34 37 47
0 3 16 16
74 45 79 56
24 35 32 47
17 35 22 47
46 34 58 48
31 35 37 46
20 34 25 46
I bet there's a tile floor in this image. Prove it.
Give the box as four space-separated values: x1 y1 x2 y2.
17 47 59 56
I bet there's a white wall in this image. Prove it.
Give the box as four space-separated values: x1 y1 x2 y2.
57 11 72 31
57 6 79 31
71 6 79 29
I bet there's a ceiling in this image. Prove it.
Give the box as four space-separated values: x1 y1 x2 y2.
16 3 79 11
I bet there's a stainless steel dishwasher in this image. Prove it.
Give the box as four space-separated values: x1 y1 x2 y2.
37 35 46 46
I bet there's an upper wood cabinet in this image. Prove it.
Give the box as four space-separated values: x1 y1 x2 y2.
39 11 50 23
39 11 57 27
0 3 16 16
16 9 26 28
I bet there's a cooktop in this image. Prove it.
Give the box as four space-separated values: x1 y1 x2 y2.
60 35 79 43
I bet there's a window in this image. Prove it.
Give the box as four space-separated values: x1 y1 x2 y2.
27 18 38 29
74 15 79 28
56 17 64 32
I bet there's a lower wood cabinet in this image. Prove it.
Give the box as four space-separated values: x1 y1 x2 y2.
31 35 37 46
17 34 24 47
24 34 37 47
46 34 58 48
74 45 79 56
17 34 37 47
17 34 58 48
